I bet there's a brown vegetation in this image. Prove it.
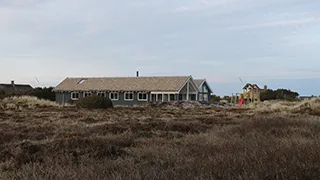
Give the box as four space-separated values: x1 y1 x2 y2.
0 98 320 179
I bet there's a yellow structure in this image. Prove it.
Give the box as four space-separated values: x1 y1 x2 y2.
231 83 267 104
242 83 262 103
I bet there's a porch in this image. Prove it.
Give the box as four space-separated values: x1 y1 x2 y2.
149 93 198 102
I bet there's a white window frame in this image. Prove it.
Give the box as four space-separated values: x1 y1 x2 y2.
71 92 80 100
124 92 134 101
138 92 148 101
97 91 106 97
83 91 92 97
109 92 119 101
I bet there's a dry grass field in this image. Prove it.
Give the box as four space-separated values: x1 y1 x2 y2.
1 97 320 180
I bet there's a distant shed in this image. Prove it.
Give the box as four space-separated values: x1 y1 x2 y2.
0 81 33 95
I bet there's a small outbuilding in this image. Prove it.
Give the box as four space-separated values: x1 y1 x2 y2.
0 81 33 96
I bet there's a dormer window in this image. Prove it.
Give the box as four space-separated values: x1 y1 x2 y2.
78 79 87 84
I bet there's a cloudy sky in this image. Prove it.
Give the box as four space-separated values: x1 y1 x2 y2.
0 0 319 96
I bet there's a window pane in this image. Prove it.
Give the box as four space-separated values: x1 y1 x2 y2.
125 92 133 100
138 93 147 101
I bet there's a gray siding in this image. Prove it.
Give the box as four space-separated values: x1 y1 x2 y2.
55 91 151 107
112 92 150 107
55 92 71 105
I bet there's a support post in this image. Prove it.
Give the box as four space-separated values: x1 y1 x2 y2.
187 81 190 100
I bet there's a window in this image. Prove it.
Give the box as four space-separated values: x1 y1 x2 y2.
191 94 197 101
201 85 209 93
83 91 92 97
97 91 106 97
169 94 175 101
71 92 80 100
199 94 204 101
203 94 209 101
124 92 134 101
138 92 148 101
109 92 119 100
78 79 87 84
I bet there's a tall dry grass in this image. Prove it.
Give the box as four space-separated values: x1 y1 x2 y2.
253 98 320 115
0 107 320 179
0 96 61 110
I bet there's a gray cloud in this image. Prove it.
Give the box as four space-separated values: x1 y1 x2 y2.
0 0 319 95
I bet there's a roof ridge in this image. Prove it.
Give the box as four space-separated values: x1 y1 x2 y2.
67 76 190 79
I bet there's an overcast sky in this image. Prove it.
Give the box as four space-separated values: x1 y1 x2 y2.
1 0 319 96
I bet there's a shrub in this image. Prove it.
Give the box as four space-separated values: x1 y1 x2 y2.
210 94 221 103
76 95 113 109
261 89 299 101
31 87 55 101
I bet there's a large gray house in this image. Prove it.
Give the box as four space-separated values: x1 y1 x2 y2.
53 75 212 106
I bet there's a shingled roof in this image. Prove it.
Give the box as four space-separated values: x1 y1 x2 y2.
53 76 193 92
0 83 33 94
194 79 205 88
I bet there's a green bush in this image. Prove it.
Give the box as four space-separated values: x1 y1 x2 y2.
210 94 221 103
31 87 55 101
76 95 113 109
261 89 299 101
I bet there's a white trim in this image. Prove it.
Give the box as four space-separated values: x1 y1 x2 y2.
109 92 119 101
124 92 134 101
189 77 200 93
177 76 199 94
199 80 213 94
187 81 189 100
138 92 148 101
151 91 178 94
71 92 80 100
